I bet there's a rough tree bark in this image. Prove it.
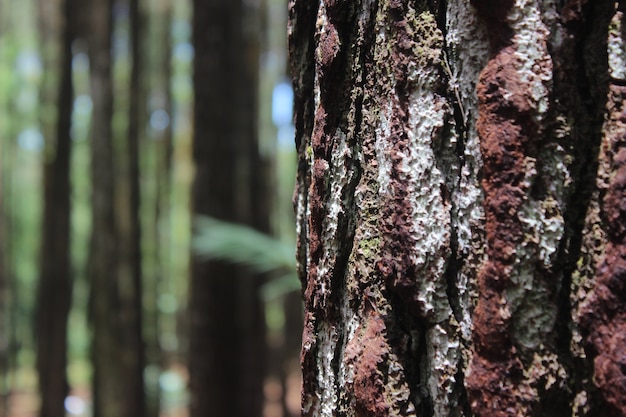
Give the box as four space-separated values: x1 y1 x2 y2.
189 0 268 416
289 0 626 416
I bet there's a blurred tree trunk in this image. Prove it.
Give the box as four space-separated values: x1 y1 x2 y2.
88 0 150 416
138 1 175 413
0 130 7 417
148 2 173 412
189 0 268 416
0 12 8 405
147 0 174 381
290 0 626 416
35 0 75 415
0 5 14 415
86 0 121 416
113 0 148 416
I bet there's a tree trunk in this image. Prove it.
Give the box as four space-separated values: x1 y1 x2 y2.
114 0 147 415
88 0 150 415
289 1 626 416
189 0 268 416
0 115 8 417
35 0 75 415
87 1 121 416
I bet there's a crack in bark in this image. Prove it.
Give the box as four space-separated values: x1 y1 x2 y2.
547 2 611 414
578 5 626 415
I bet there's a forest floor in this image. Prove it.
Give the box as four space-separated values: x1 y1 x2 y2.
4 363 301 417
7 388 190 417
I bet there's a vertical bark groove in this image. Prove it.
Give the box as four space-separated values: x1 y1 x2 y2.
579 4 626 416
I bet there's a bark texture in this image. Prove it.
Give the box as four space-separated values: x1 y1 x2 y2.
289 0 626 416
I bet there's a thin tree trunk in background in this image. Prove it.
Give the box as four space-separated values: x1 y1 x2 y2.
0 6 8 401
0 4 15 412
0 0 4 409
139 0 162 412
35 0 75 415
141 1 174 413
189 0 267 416
114 0 147 415
87 1 120 416
89 0 150 414
245 2 273 415
151 0 173 387
0 2 21 410
0 135 7 417
290 0 626 416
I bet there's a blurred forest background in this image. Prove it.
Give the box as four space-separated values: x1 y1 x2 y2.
0 0 301 416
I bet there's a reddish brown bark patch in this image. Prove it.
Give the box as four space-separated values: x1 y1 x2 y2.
471 47 537 359
466 355 526 417
581 245 626 416
466 5 547 414
580 84 626 416
318 23 340 71
345 313 390 417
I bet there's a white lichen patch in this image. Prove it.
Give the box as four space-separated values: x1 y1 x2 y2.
509 203 561 350
426 323 460 417
375 101 393 195
445 0 489 126
316 320 339 417
337 282 360 396
608 9 626 81
401 10 460 416
404 84 451 322
509 145 568 351
314 129 355 308
445 0 489 342
519 196 564 268
540 142 573 208
508 0 553 120
507 154 561 349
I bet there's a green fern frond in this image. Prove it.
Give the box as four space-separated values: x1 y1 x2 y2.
192 215 296 275
260 272 301 301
